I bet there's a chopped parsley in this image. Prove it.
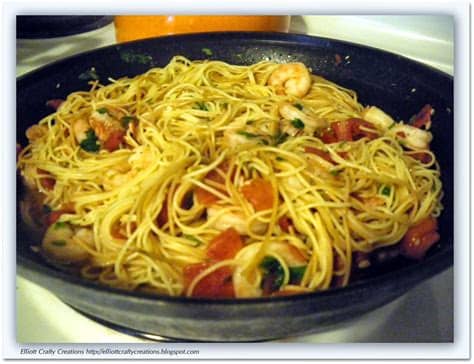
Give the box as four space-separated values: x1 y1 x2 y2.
54 221 68 229
289 266 306 284
78 68 99 81
273 131 289 145
79 129 100 152
388 122 396 130
183 234 202 247
291 118 305 129
202 48 213 56
237 130 259 139
51 240 67 247
96 107 109 114
120 51 153 65
195 101 208 111
260 256 285 292
293 103 304 110
330 169 342 176
381 185 391 196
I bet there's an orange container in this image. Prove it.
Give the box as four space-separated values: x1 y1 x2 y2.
114 15 291 43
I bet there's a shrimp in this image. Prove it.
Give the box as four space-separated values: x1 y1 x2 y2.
207 205 268 235
42 223 93 264
233 241 308 298
361 106 395 130
89 109 124 142
389 123 433 150
25 124 48 142
222 128 259 149
267 62 312 97
279 102 327 135
73 108 127 151
72 119 90 144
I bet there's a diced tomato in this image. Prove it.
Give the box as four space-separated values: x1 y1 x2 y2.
46 203 75 226
304 146 334 164
206 168 226 184
324 118 378 143
207 227 243 261
103 129 125 152
46 99 65 110
350 118 378 140
195 163 229 206
278 216 293 233
195 187 220 206
241 178 274 211
320 128 338 144
410 152 433 164
40 177 56 190
400 217 440 260
410 104 433 129
331 120 354 141
338 151 349 159
111 224 127 239
262 273 280 296
183 263 235 298
157 199 169 228
37 168 55 191
47 211 63 225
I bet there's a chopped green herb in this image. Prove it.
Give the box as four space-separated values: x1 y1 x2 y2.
80 129 100 152
273 131 289 145
120 51 153 65
195 101 208 111
388 122 396 130
202 48 213 56
246 119 255 125
54 221 67 229
121 115 137 128
330 169 342 176
381 185 391 196
183 234 202 247
291 118 305 129
51 240 67 247
293 103 304 110
237 130 259 138
260 256 285 292
78 68 99 81
276 156 285 161
289 265 307 284
96 107 109 114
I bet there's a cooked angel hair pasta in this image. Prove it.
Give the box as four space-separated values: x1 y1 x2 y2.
18 56 443 298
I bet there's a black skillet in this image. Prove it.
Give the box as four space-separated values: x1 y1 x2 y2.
16 32 453 342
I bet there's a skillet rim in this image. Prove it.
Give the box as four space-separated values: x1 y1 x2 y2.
16 31 454 307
